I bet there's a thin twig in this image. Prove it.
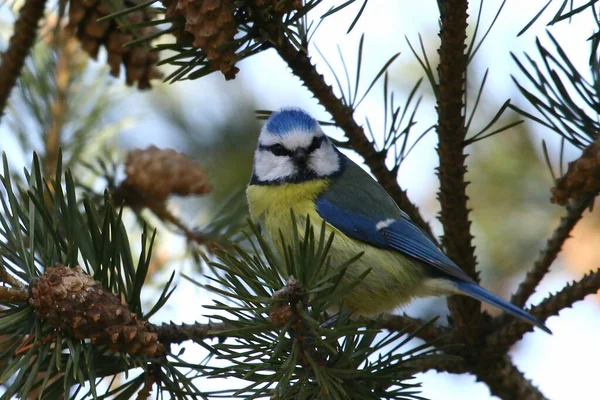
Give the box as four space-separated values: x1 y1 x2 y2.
112 181 217 248
0 0 48 121
489 268 600 352
510 193 593 309
273 38 436 241
136 371 158 400
14 333 56 355
475 355 548 400
145 200 200 240
373 313 447 343
0 286 28 302
143 199 221 250
435 0 480 338
156 321 232 345
402 356 466 374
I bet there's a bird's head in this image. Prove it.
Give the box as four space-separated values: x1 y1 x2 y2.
250 108 342 184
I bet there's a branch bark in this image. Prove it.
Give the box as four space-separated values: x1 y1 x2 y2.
0 286 28 302
476 356 548 400
403 357 466 374
489 268 600 352
435 0 480 337
156 321 233 345
373 314 448 343
510 193 592 308
0 0 48 121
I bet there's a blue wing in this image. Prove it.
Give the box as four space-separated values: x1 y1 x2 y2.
315 155 550 333
314 196 475 284
315 195 551 333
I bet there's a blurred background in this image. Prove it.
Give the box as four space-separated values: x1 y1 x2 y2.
1 0 599 398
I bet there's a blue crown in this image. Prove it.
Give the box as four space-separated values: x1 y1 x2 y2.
265 108 318 136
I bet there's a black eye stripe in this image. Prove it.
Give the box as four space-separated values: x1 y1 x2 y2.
259 143 292 157
307 136 325 153
258 136 325 156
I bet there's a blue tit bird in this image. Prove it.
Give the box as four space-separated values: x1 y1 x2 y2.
246 107 550 333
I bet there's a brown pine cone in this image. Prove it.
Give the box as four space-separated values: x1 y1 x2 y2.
123 146 212 204
67 0 163 89
163 0 239 79
30 265 163 356
160 0 303 79
269 304 293 326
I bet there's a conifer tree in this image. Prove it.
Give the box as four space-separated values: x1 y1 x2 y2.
0 1 598 399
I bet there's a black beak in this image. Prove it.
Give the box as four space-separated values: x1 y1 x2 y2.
292 148 308 166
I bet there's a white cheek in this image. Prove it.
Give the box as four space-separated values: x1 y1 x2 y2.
254 151 295 181
309 144 340 176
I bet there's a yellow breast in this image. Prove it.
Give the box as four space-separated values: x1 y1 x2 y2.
246 180 435 316
246 180 329 235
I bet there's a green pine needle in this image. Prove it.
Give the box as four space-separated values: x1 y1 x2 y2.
0 154 179 399
196 216 436 400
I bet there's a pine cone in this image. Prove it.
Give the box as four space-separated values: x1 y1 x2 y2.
161 0 302 79
269 304 293 326
551 140 600 205
67 0 163 89
163 0 239 79
123 146 212 204
30 265 163 356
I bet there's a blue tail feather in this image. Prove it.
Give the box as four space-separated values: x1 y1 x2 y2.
455 281 551 334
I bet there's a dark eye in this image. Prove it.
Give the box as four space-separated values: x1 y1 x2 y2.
308 136 323 153
270 144 287 156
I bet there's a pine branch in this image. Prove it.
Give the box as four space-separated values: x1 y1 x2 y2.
550 138 600 206
197 218 436 399
0 0 48 121
44 35 73 176
273 37 436 240
136 372 158 400
109 146 223 248
0 283 233 346
510 193 592 309
476 355 548 400
435 0 480 337
0 153 195 397
489 268 600 352
0 286 28 302
373 314 448 343
156 321 232 345
0 268 237 365
403 357 466 374
511 33 599 150
140 196 218 248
